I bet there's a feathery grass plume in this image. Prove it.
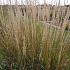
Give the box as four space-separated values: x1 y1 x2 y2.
0 0 70 70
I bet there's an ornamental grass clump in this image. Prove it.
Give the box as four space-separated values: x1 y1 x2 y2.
0 0 70 70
